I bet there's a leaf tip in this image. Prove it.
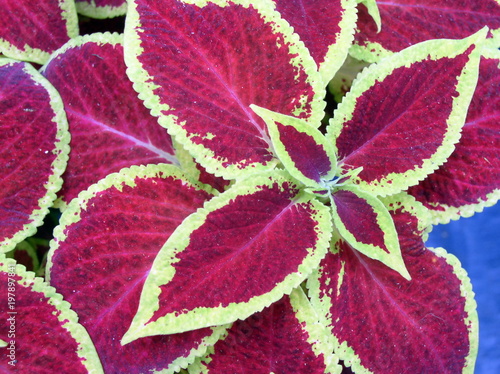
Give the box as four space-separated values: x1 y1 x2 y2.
389 246 412 281
120 326 140 346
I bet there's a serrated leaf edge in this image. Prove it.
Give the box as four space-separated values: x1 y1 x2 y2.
0 60 70 253
123 0 325 180
0 255 104 373
328 29 488 197
122 170 332 343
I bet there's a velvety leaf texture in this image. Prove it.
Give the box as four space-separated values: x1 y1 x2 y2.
0 258 103 373
328 32 484 195
190 289 339 374
353 0 500 62
380 193 431 255
273 0 358 83
0 60 69 253
0 0 78 64
125 0 325 179
277 121 332 183
41 33 176 206
409 52 500 222
308 196 477 374
48 165 224 373
124 172 331 341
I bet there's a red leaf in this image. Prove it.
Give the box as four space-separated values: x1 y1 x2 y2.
0 60 68 252
123 172 331 340
48 165 222 373
308 196 477 373
332 189 386 250
354 0 500 60
409 54 500 221
194 293 332 373
276 121 334 184
155 183 313 313
42 34 176 206
273 0 357 82
251 105 337 188
329 36 483 195
0 260 102 373
125 0 324 178
0 0 78 64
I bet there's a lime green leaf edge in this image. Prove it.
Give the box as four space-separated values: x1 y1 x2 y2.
427 247 479 373
46 162 225 373
380 192 432 238
46 163 209 282
290 286 342 374
123 0 325 180
306 245 478 374
424 46 500 225
427 189 500 225
328 28 488 197
165 324 230 374
40 32 125 212
187 287 342 374
356 0 381 33
251 104 337 189
0 59 70 253
349 40 392 64
40 32 124 74
0 0 78 64
330 186 410 280
317 0 358 85
76 1 127 19
172 138 233 194
122 171 332 344
0 255 104 373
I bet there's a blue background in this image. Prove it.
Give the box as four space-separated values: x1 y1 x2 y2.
426 202 500 373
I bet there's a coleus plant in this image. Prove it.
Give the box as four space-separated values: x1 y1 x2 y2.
0 0 499 373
